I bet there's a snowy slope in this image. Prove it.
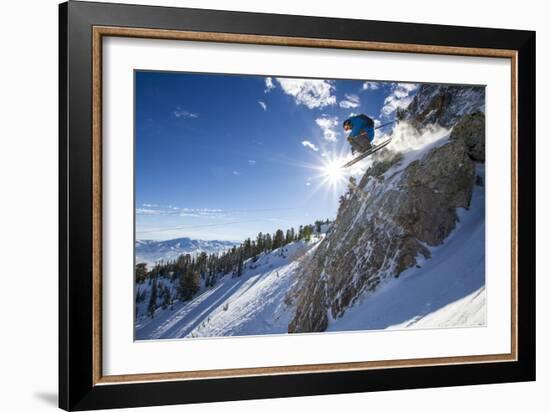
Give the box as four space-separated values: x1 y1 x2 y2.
326 165 486 332
135 150 485 339
136 169 485 340
135 118 485 339
135 237 322 340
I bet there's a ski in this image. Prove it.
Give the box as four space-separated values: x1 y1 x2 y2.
342 138 393 168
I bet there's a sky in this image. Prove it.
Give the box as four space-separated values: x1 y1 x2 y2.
135 71 419 241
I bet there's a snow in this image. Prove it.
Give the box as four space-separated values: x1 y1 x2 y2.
135 237 323 340
135 121 486 339
326 165 486 332
345 121 452 182
385 122 451 171
136 166 485 339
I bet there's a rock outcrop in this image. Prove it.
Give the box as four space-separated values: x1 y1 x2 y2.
398 84 485 128
450 111 486 162
288 85 486 334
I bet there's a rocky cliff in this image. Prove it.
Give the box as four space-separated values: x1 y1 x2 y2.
397 84 485 128
288 84 486 333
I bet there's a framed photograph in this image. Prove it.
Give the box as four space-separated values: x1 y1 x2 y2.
59 1 536 410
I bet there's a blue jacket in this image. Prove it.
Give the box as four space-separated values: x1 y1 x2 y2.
346 115 375 142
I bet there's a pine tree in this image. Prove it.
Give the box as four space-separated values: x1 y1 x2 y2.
314 220 322 233
161 285 171 309
196 252 208 278
273 229 285 250
237 251 244 277
285 229 292 245
181 270 200 300
256 232 264 253
243 237 252 258
264 233 273 251
135 263 148 283
303 225 313 241
148 277 158 318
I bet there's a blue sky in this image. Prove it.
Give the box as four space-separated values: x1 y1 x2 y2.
135 71 419 241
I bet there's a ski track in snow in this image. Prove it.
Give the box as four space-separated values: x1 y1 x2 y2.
135 240 321 340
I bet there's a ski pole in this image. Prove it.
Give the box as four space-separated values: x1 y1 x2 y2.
375 120 397 130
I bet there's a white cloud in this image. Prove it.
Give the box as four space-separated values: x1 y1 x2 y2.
305 181 311 186
301 140 319 152
233 171 240 176
258 100 267 111
248 160 257 166
275 78 336 109
339 93 361 109
137 205 224 218
173 108 199 118
397 82 419 92
393 88 410 99
381 95 412 117
362 81 380 91
315 115 340 142
178 209 224 218
136 208 161 215
380 83 419 117
264 77 275 93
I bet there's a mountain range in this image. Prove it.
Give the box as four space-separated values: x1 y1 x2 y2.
136 237 238 266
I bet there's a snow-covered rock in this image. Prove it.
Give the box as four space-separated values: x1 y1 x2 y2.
289 96 486 333
326 167 485 332
397 84 485 128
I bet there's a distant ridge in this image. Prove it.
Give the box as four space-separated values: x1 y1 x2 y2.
136 237 239 266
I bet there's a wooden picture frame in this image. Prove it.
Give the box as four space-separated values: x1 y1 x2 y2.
59 1 535 410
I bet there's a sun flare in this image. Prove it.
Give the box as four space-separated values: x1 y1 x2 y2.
322 158 345 184
299 148 358 202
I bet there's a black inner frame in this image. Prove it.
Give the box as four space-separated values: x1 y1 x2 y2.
59 1 536 410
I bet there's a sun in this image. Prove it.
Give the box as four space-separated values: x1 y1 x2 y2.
316 154 349 192
298 147 358 202
322 158 345 184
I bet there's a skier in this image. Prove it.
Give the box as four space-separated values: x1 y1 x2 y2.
343 114 375 155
